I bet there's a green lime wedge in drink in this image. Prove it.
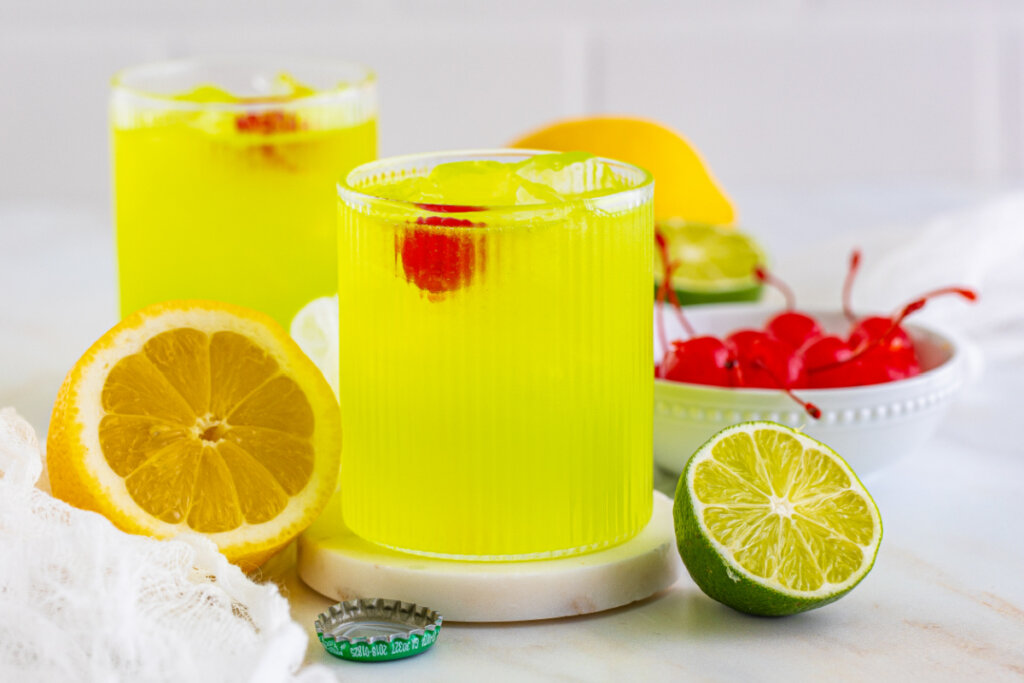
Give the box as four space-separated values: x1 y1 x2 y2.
674 422 882 616
655 221 765 305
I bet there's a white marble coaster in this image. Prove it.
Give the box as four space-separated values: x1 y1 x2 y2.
297 491 680 623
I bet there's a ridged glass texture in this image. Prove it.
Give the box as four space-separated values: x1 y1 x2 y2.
337 150 653 560
111 57 377 328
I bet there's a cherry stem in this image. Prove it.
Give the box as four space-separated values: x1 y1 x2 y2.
748 358 822 419
809 286 978 374
655 229 696 338
842 249 862 323
753 265 796 310
892 286 978 316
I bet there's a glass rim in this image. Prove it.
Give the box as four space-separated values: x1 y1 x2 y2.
337 148 655 217
111 55 376 112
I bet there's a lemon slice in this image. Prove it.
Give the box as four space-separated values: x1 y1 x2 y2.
656 220 765 305
47 300 342 571
290 295 339 398
674 423 882 616
510 116 735 225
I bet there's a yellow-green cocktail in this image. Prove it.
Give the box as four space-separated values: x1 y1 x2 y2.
112 58 377 327
337 150 654 560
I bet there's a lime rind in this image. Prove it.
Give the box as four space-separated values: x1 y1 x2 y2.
653 283 763 306
674 422 882 616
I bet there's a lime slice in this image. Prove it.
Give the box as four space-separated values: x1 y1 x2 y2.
655 221 765 305
674 422 882 616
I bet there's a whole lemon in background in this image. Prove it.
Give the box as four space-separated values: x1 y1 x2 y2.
47 300 342 572
674 422 882 616
510 116 736 225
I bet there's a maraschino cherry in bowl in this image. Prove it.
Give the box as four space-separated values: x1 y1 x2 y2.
651 250 977 477
653 304 966 476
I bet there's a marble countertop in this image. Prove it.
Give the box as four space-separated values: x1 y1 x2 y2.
2 188 1022 681
278 434 1024 681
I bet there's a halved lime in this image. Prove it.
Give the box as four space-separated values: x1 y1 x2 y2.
655 221 765 305
674 422 882 616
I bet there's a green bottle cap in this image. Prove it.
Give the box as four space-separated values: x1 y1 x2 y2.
315 598 443 662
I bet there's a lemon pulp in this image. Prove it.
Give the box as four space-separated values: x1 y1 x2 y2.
99 329 315 533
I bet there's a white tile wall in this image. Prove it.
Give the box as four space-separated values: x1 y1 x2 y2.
0 28 166 208
0 0 1020 214
600 21 988 187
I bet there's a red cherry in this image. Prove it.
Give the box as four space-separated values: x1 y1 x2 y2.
234 110 305 170
725 330 820 416
848 316 914 354
765 311 823 351
659 336 736 387
235 110 300 134
397 207 485 296
802 335 863 388
804 337 915 388
725 330 807 389
754 265 825 351
803 332 918 388
802 248 920 386
847 315 920 381
807 286 977 386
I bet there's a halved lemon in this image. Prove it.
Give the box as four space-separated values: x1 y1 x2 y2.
47 300 342 571
674 422 882 616
510 116 735 225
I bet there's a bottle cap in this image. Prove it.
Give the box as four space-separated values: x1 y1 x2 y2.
315 598 443 662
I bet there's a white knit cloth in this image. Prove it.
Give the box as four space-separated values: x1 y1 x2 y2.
0 408 335 683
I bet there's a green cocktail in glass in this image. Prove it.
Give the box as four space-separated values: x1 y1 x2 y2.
337 150 654 560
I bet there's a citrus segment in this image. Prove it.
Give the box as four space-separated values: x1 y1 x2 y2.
509 116 734 224
142 328 211 414
752 429 802 498
98 415 185 476
218 440 290 524
47 300 342 571
209 331 280 416
674 422 881 616
102 354 195 423
228 375 314 436
123 440 202 524
223 426 314 495
693 459 767 506
187 444 243 533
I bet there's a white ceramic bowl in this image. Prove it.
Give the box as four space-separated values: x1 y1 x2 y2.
653 304 965 477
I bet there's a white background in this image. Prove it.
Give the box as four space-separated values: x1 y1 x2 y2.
0 0 1020 213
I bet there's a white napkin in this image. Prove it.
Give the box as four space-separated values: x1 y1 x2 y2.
0 408 335 683
780 193 1024 363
